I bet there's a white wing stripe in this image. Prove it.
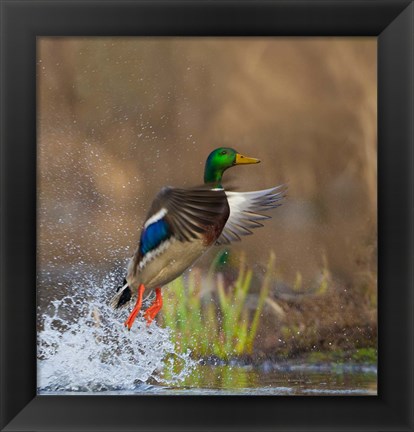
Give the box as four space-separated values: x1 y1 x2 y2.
144 208 168 228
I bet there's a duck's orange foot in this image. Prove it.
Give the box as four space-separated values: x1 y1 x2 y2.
124 283 145 330
143 288 163 326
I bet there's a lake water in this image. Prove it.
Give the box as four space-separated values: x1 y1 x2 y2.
39 361 377 396
161 363 377 395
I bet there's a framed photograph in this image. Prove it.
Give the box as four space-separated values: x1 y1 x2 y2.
1 1 413 431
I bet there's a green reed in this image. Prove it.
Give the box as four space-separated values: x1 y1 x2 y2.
161 251 276 360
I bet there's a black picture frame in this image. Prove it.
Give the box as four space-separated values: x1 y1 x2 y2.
1 1 413 431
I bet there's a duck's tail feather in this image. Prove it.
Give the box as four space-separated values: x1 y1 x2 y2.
110 281 132 309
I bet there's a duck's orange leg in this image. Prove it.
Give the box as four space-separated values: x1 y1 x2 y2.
124 284 145 330
143 288 163 326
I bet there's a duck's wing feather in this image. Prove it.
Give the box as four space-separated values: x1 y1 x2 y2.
215 184 287 245
146 186 230 243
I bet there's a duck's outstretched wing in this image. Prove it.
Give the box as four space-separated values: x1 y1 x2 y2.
139 185 230 252
151 186 230 242
215 184 287 245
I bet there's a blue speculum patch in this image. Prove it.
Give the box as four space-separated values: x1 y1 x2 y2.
140 219 171 255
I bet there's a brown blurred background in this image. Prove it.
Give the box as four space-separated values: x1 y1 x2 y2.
37 37 377 356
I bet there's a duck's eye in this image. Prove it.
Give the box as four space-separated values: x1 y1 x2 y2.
220 150 227 155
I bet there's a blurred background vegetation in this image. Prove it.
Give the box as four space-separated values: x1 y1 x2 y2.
38 37 377 360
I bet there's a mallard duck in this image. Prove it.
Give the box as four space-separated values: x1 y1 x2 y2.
111 147 286 330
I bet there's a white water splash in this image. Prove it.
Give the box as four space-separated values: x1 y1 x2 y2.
37 271 195 393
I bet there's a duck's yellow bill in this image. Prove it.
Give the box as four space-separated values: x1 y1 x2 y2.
235 153 260 165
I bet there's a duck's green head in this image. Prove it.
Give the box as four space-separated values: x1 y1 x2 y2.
204 147 260 187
